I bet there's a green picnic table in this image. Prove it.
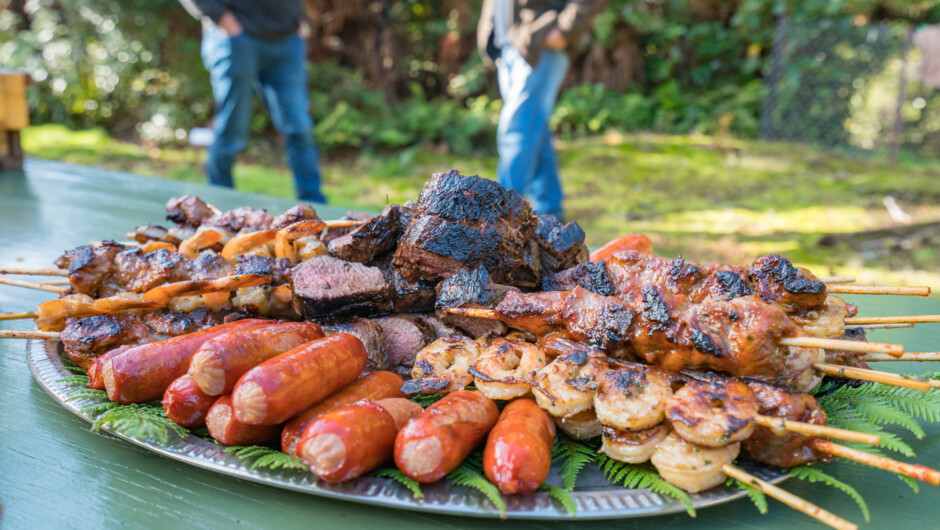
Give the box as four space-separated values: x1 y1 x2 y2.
1 160 938 529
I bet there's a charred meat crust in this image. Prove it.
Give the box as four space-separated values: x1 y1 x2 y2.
165 195 215 228
546 261 614 295
327 204 401 264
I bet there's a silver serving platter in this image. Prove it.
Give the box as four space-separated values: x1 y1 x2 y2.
28 338 788 520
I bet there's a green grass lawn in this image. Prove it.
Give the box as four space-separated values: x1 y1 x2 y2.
21 124 940 293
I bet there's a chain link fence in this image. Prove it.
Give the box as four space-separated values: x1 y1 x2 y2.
761 15 940 161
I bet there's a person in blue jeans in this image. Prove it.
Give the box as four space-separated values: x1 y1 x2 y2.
180 0 326 203
478 0 603 219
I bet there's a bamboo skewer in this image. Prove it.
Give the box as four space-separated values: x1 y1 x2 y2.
845 315 940 325
850 323 914 330
781 337 904 356
0 330 60 340
820 276 856 284
0 312 38 321
862 352 940 362
721 464 857 530
826 285 930 296
810 439 940 486
753 416 880 446
0 267 67 277
813 363 932 391
0 277 68 293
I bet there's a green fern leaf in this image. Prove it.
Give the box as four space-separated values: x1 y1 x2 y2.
80 401 120 415
59 374 91 387
821 384 927 439
551 434 596 490
408 392 449 408
595 453 696 517
541 484 577 515
58 353 86 374
824 413 915 457
90 402 188 445
897 474 919 495
371 468 425 499
66 388 109 401
790 465 869 522
223 445 306 471
446 462 507 518
725 476 768 514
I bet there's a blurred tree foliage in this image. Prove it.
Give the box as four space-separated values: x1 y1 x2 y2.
0 0 935 152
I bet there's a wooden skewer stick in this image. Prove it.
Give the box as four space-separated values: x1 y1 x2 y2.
849 323 914 330
813 363 931 391
845 315 940 325
44 279 70 286
0 267 67 277
721 464 857 530
0 312 38 321
323 220 366 229
0 277 68 294
826 285 930 296
810 439 940 486
781 336 904 356
443 307 498 319
0 330 60 340
820 276 856 284
754 415 880 446
862 352 940 362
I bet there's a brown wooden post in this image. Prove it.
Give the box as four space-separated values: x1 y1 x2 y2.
0 69 30 170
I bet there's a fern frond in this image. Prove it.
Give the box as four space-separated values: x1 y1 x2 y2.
541 484 577 515
446 462 507 518
551 435 596 490
90 402 188 445
66 388 109 401
59 374 91 387
824 413 915 457
725 476 768 514
789 465 869 522
58 354 86 374
223 445 306 471
595 453 696 517
371 468 425 499
897 474 919 495
408 392 448 408
819 384 930 439
80 401 119 415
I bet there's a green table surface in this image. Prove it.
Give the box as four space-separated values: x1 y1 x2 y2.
1 160 938 529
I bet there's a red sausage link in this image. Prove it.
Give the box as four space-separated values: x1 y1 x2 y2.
189 321 323 396
280 371 405 455
102 318 267 404
394 390 499 483
162 374 216 429
483 398 556 494
206 395 281 446
297 399 421 483
590 233 654 262
87 344 134 390
232 333 367 425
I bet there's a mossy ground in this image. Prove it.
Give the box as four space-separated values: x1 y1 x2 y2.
22 125 940 294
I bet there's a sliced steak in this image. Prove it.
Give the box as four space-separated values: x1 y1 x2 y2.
535 214 588 280
143 308 228 337
546 261 615 296
328 204 401 263
375 314 437 378
207 206 274 233
393 170 538 286
271 204 319 230
291 255 389 318
419 314 461 338
112 247 188 293
185 252 235 281
235 256 293 284
318 317 389 373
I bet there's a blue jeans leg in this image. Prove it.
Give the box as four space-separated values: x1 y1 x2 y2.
496 46 569 217
202 29 257 188
258 35 326 203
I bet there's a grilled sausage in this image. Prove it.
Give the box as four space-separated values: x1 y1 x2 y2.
297 398 423 482
162 374 216 429
483 398 556 494
280 371 406 455
206 395 281 446
590 233 654 262
189 321 323 396
87 344 134 390
232 333 367 425
102 319 267 404
394 390 499 483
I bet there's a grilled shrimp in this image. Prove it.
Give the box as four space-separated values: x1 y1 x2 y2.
532 348 606 418
594 367 673 431
785 345 825 393
601 424 668 464
666 379 759 447
554 409 604 440
650 431 740 493
401 335 481 394
470 336 548 400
